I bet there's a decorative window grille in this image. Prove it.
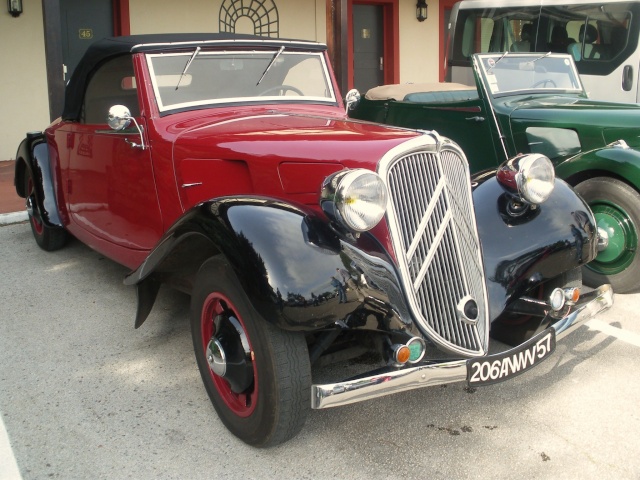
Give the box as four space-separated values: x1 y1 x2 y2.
219 0 280 37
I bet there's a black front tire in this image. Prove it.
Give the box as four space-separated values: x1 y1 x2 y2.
25 173 67 252
190 256 311 447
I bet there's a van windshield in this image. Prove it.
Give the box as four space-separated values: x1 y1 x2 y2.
450 1 638 76
476 53 583 96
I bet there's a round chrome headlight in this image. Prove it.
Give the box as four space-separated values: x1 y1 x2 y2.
335 170 387 232
515 154 555 204
498 153 555 204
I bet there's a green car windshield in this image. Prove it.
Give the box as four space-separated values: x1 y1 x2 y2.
474 53 584 97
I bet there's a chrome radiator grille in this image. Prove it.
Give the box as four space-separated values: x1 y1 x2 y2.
380 139 488 356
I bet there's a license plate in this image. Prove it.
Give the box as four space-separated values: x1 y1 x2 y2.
467 328 556 386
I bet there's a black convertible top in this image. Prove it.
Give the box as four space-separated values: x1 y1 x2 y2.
62 33 327 121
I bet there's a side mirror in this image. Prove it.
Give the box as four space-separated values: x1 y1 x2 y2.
107 104 146 150
345 89 361 112
107 104 132 131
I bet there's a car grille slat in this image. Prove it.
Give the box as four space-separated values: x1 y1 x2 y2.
381 141 489 356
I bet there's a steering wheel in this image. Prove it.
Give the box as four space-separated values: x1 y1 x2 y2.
259 85 304 96
531 79 557 88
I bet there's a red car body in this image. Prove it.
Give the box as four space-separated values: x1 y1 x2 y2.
14 34 612 447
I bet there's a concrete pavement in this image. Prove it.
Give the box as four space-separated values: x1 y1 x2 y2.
1 221 639 479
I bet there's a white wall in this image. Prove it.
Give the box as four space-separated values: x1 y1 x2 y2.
129 0 325 43
399 0 440 83
0 0 50 160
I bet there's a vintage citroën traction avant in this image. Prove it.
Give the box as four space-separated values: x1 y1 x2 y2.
15 34 612 447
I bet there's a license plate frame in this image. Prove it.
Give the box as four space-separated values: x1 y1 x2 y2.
466 328 556 386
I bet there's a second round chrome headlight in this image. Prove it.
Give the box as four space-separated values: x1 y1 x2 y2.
325 169 388 232
497 153 555 204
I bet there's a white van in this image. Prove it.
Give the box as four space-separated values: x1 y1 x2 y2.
446 0 640 102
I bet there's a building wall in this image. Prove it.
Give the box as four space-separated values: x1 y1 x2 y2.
399 1 439 83
0 0 440 160
129 0 326 43
1 0 50 160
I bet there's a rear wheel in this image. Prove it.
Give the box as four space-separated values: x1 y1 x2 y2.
190 257 311 447
575 177 640 293
25 173 67 251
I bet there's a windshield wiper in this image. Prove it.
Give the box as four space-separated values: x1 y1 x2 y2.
531 51 552 63
487 51 509 74
257 46 285 86
175 46 201 90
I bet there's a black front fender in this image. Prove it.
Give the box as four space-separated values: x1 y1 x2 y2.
125 197 415 336
472 175 597 322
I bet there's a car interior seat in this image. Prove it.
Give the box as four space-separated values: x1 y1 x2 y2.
568 24 600 61
510 24 532 52
548 25 574 53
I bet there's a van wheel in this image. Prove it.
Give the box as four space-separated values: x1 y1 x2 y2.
190 257 311 447
575 177 640 293
25 173 67 251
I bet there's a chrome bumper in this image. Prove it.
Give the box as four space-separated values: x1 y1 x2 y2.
311 284 613 409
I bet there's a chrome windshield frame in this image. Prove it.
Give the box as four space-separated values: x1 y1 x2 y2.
474 53 586 98
145 49 338 113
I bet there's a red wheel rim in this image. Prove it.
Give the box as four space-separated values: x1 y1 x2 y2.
26 177 44 235
200 292 258 417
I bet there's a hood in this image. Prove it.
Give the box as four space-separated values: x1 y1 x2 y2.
167 107 427 210
502 95 640 149
172 108 421 167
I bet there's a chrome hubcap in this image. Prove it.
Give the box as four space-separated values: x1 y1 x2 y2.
206 337 227 377
596 226 610 252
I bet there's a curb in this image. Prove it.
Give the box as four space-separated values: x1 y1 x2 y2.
0 211 28 226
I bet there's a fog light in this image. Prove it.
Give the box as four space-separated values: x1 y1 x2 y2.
407 337 426 363
549 288 566 311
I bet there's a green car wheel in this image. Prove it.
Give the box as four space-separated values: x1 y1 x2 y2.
575 177 640 294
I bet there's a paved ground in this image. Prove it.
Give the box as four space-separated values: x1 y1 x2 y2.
1 221 639 480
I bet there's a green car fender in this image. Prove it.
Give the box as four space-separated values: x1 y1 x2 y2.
555 144 640 191
555 144 640 293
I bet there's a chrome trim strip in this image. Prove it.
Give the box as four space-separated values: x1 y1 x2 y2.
311 284 613 409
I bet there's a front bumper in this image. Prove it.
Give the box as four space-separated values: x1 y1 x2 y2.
311 284 613 409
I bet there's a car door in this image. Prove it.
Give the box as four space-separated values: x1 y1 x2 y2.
385 93 501 173
65 55 163 251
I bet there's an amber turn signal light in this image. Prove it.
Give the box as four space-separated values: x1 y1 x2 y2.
392 345 411 364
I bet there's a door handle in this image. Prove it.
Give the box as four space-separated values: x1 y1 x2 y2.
465 116 485 122
622 65 633 91
125 138 145 150
379 57 383 71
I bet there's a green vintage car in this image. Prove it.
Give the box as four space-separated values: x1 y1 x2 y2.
349 52 640 293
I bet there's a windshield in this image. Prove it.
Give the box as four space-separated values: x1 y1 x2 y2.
146 49 336 112
475 53 584 97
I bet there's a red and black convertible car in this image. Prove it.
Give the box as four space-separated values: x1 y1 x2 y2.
15 34 612 447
